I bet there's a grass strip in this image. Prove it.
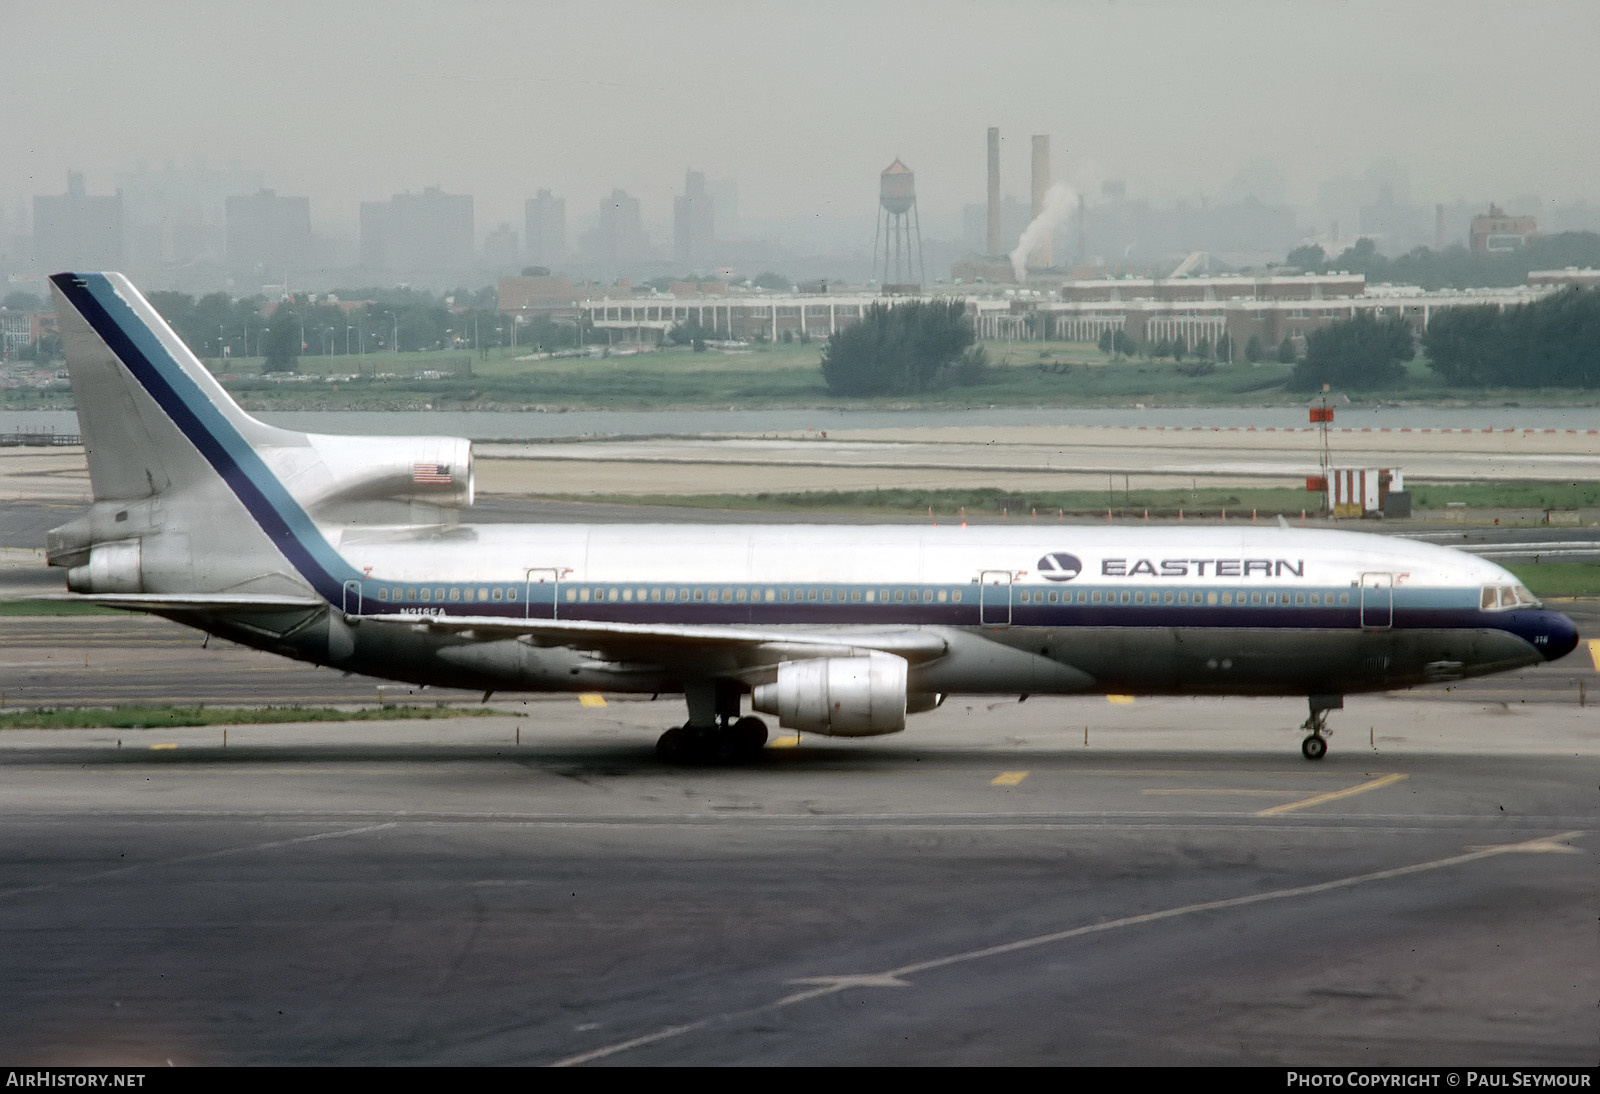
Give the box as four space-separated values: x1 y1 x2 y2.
0 704 510 730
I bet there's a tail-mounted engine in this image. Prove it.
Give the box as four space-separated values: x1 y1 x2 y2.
275 433 474 515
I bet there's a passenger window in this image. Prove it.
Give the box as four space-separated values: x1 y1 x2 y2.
952 591 962 603
565 589 576 601
1295 592 1305 605
478 589 488 601
850 590 861 602
937 590 948 603
491 588 502 601
735 589 746 602
1338 592 1349 606
1250 592 1261 605
894 590 905 603
1048 591 1059 604
622 589 633 602
420 588 431 602
507 588 517 601
1091 591 1102 604
1220 593 1231 606
378 589 389 601
823 590 833 602
1207 592 1219 606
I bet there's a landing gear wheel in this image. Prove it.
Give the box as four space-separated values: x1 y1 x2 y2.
1301 734 1328 761
656 725 691 761
731 716 769 755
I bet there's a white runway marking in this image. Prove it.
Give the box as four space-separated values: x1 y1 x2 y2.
547 829 1584 1066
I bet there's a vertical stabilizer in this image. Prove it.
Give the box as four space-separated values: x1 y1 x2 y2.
49 272 295 502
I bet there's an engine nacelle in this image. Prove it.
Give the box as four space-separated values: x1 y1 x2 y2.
751 654 908 737
269 433 475 515
66 538 141 593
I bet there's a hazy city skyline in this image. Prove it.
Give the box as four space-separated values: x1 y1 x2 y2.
7 0 1599 282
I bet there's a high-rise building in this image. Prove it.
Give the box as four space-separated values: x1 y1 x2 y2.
582 189 646 270
673 169 715 266
225 189 311 282
525 189 566 268
33 172 123 273
116 161 261 276
482 223 520 271
359 186 474 277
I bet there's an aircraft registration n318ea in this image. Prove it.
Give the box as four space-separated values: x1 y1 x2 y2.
40 272 1580 762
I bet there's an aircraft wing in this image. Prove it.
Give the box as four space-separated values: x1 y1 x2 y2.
363 612 950 679
27 593 327 613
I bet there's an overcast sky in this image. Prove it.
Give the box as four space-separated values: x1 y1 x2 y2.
7 0 1596 239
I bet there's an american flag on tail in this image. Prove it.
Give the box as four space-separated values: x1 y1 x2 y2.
412 463 452 484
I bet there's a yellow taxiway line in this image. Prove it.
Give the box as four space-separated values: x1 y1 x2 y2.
1256 772 1409 816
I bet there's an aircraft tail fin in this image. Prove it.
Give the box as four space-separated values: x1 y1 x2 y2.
48 272 293 502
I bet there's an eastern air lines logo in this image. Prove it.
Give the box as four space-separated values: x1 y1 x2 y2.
1038 552 1082 581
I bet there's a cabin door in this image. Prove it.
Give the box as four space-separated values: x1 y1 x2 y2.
1360 572 1394 630
524 568 560 619
979 570 1013 626
342 579 362 615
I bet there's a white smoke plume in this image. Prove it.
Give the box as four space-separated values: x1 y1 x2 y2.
1010 182 1078 283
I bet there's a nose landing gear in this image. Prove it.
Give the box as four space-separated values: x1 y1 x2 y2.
1299 694 1342 761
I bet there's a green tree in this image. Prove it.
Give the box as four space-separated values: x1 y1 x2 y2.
1286 243 1327 270
819 299 975 396
3 291 44 311
1290 312 1414 390
1277 337 1298 364
262 304 302 373
1245 334 1264 363
753 271 791 291
1424 287 1600 388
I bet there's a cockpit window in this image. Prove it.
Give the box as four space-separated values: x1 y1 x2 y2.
1480 584 1541 611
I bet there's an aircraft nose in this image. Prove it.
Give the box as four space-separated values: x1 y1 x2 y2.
1534 610 1580 662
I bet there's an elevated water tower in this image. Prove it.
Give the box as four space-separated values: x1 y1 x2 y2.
874 158 924 291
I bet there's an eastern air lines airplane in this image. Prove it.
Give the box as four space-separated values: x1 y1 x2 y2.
42 273 1580 762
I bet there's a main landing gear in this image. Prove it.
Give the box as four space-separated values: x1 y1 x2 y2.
656 680 770 764
1299 694 1343 761
656 716 769 764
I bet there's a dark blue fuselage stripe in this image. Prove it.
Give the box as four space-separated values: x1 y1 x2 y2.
56 274 354 600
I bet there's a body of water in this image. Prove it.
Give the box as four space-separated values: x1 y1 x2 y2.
2 404 1595 440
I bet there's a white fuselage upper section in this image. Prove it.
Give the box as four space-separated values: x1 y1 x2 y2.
331 522 1511 595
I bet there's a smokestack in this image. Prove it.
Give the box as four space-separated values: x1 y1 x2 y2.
987 127 1001 255
1031 135 1052 269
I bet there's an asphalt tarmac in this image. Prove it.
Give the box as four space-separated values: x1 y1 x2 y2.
0 697 1594 1066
